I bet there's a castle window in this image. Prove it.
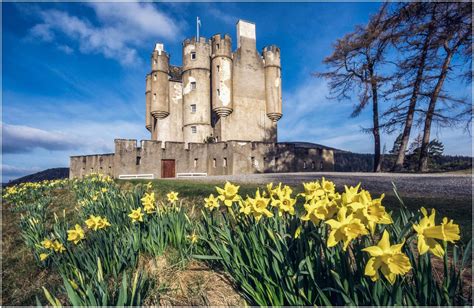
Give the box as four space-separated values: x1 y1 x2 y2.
194 158 198 168
303 161 307 169
320 161 324 170
251 156 256 167
216 43 220 50
153 74 157 81
223 157 227 167
217 65 220 72
153 94 157 101
136 156 141 165
153 59 157 65
311 161 315 170
191 126 197 133
213 158 216 168
191 81 196 90
191 52 196 60
217 89 220 97
190 104 197 113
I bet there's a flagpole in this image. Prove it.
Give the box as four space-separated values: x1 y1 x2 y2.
196 17 200 40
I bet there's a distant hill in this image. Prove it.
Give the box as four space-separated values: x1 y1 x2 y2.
5 168 69 187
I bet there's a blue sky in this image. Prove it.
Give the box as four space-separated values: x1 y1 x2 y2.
2 2 472 182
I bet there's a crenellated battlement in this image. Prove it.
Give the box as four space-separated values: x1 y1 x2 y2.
182 36 211 47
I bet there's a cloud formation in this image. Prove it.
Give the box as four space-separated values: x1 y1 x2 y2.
29 3 182 66
2 123 80 154
2 164 43 180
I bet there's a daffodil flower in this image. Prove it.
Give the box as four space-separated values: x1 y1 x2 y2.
67 224 85 244
204 194 220 210
40 253 50 261
141 192 156 213
216 182 241 206
302 197 338 224
129 208 144 223
326 207 368 250
52 240 66 253
41 239 54 249
167 191 179 203
248 189 273 221
413 207 460 257
362 230 411 284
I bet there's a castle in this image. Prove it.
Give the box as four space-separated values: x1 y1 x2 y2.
70 20 334 179
147 20 280 144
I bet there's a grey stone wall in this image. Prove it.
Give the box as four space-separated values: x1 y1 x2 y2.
70 139 335 179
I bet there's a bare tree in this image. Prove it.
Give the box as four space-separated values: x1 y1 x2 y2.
382 3 439 171
418 2 471 172
315 4 392 172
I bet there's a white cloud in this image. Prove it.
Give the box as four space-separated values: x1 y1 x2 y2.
29 3 182 66
206 5 238 26
57 44 74 54
2 123 80 154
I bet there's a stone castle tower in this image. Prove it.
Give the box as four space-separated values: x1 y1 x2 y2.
145 20 282 144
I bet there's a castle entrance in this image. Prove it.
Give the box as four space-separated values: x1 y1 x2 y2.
161 159 176 178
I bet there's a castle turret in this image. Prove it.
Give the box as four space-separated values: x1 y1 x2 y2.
182 37 212 143
211 34 233 117
145 74 152 132
150 43 170 120
263 45 282 122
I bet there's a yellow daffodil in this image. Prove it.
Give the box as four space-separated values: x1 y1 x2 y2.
41 239 53 249
188 232 198 244
129 208 144 223
67 224 85 245
294 225 302 239
204 194 220 210
271 189 297 216
326 207 368 250
248 189 273 221
238 197 253 215
167 191 179 203
302 197 338 224
362 230 411 284
146 182 153 190
321 177 336 193
141 192 156 214
349 191 393 234
101 188 108 193
85 215 111 231
40 253 49 261
52 240 66 253
216 182 241 207
300 181 325 201
413 207 460 257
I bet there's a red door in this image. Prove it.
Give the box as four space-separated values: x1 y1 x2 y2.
161 159 176 178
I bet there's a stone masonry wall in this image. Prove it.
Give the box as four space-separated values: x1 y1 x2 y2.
70 139 334 179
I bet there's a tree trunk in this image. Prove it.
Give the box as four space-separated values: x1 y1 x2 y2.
393 10 435 172
418 50 453 172
369 66 382 173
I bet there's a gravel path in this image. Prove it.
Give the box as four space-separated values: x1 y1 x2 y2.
176 172 472 199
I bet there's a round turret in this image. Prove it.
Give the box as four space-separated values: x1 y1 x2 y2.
145 74 152 132
182 37 211 72
150 44 170 119
181 37 213 143
211 34 233 117
263 45 282 122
